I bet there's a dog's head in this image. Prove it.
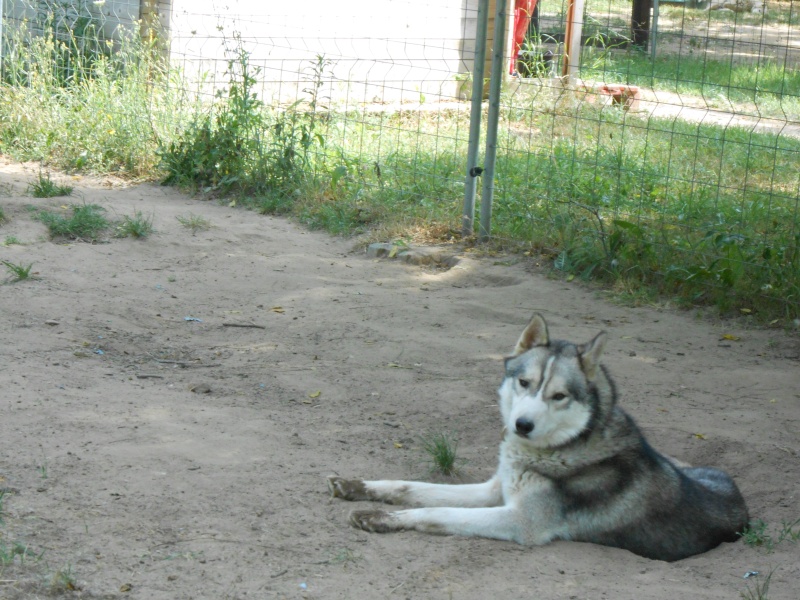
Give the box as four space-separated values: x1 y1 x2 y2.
498 314 607 449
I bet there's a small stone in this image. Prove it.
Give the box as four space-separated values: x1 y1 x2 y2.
366 243 394 258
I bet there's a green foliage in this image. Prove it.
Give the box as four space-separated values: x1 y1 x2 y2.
580 51 800 121
117 210 154 238
0 12 179 176
34 203 109 239
740 518 800 553
160 41 329 198
0 491 43 567
0 11 796 321
36 0 112 87
420 432 460 476
0 539 39 567
176 212 211 233
2 260 34 282
28 172 73 198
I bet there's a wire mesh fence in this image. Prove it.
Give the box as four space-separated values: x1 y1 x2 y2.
1 0 798 319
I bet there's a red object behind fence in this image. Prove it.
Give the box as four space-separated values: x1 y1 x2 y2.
511 0 538 74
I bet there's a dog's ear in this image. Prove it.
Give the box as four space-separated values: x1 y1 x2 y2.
579 331 607 380
513 313 549 355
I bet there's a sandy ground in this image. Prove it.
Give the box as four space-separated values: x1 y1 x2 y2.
0 159 798 600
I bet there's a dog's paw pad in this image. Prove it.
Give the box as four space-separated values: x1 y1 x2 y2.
349 509 395 533
327 476 367 500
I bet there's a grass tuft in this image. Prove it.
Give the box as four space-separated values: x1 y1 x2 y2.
117 210 154 239
34 204 109 239
740 518 800 553
420 432 460 476
176 212 211 234
2 260 34 282
50 565 80 593
28 172 73 198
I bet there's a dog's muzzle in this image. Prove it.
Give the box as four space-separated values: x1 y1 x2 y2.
515 418 534 436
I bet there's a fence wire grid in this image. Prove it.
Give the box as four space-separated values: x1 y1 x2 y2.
1 0 799 320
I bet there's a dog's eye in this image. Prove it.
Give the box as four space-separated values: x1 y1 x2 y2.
518 379 530 389
552 392 567 401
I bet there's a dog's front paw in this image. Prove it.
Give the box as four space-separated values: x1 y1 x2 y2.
349 509 400 533
327 476 368 501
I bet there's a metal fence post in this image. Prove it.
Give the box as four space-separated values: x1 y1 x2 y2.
462 0 490 238
479 0 508 242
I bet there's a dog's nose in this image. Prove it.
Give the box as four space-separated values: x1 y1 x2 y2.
515 418 534 436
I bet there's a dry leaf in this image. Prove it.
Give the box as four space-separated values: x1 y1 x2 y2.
270 306 285 313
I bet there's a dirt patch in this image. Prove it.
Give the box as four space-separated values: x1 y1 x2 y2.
0 159 798 599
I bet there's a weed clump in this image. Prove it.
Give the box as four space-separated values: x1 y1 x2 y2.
421 432 460 476
160 41 329 200
28 172 73 198
2 260 34 282
117 210 154 238
34 204 109 239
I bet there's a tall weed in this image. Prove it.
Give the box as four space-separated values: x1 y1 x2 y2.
160 39 330 197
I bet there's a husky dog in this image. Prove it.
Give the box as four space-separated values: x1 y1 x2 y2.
328 314 749 561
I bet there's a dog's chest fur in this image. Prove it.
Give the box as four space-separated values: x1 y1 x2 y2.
498 408 641 503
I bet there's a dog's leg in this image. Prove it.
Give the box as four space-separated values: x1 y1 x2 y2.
328 475 502 508
349 505 550 545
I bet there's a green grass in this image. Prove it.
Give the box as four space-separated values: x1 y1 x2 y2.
0 16 797 321
0 491 44 569
420 432 460 476
117 210 154 238
0 15 187 176
581 49 800 120
2 260 34 282
176 212 211 233
28 172 73 198
3 236 21 246
740 518 800 552
34 204 110 239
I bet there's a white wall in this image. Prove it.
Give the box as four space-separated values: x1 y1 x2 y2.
2 0 480 103
167 0 479 104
